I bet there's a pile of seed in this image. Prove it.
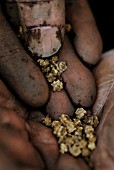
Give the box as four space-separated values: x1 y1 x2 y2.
42 108 99 158
37 56 67 92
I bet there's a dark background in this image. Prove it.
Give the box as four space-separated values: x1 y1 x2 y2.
88 0 114 52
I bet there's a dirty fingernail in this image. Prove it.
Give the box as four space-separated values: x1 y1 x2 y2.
28 26 62 58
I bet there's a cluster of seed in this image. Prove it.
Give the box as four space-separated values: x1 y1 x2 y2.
42 108 99 158
37 56 67 91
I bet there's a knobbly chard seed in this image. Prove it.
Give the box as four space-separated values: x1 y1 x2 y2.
51 80 63 92
42 115 52 127
60 143 68 154
42 108 99 160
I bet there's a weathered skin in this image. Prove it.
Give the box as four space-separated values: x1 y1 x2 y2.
5 0 65 58
45 89 75 119
91 50 114 170
66 0 103 65
93 50 114 117
0 6 49 107
0 1 113 169
59 36 96 107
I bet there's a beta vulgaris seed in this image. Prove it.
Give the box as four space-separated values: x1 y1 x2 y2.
42 108 99 158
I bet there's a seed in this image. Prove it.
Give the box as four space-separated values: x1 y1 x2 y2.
88 142 96 150
84 125 94 134
58 61 67 73
37 59 49 67
82 147 90 157
79 139 87 149
51 80 63 91
73 119 82 126
42 115 52 126
42 67 50 73
69 144 81 157
51 67 58 76
60 143 68 154
86 133 94 139
75 108 87 119
46 73 56 82
65 24 72 32
51 56 59 63
65 137 74 146
93 115 99 127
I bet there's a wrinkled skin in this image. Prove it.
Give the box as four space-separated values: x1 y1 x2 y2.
91 50 114 170
0 50 114 170
0 0 103 111
0 1 113 170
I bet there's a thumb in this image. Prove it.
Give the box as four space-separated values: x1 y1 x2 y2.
16 0 65 58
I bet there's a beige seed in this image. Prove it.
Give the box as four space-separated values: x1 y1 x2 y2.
75 108 87 119
58 61 67 73
46 73 56 83
79 139 87 149
82 147 90 157
42 115 52 126
51 80 63 91
73 119 82 126
51 56 59 63
69 144 81 157
84 125 94 134
60 143 68 154
65 24 72 32
51 67 58 76
88 142 96 150
86 133 94 139
65 137 74 146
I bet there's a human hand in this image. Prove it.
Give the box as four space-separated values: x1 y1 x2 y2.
0 4 49 108
1 1 114 170
66 0 103 65
1 50 114 170
91 50 114 170
39 0 102 118
0 79 90 170
5 0 102 64
0 0 102 115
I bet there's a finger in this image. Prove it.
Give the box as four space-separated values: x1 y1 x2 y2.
0 79 27 119
91 106 114 170
56 154 90 170
66 0 103 65
59 36 96 107
4 0 20 28
29 122 59 170
0 6 49 107
16 0 65 58
92 49 114 116
0 107 28 139
0 107 44 169
0 151 18 170
45 89 74 120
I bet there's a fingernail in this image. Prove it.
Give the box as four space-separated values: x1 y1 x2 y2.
27 26 62 58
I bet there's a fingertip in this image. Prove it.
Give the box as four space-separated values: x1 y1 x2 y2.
45 89 74 120
59 36 96 107
66 0 103 65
